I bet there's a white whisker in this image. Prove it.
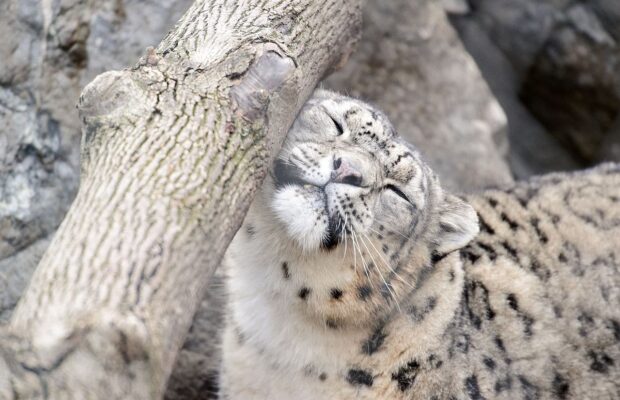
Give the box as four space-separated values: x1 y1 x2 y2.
363 231 415 290
359 233 400 311
352 230 373 288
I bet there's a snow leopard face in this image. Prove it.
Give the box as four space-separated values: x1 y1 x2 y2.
265 90 478 259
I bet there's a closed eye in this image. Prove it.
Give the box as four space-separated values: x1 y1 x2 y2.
329 115 344 136
385 184 410 203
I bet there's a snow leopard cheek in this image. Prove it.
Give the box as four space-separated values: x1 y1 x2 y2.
373 191 419 237
270 186 328 251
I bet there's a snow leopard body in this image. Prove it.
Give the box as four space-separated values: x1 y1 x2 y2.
219 90 620 399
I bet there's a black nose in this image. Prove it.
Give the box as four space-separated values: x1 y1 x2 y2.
331 157 363 186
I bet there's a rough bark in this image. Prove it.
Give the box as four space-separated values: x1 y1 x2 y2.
0 0 361 398
0 0 193 322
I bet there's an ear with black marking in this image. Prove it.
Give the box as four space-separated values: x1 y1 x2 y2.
435 194 479 254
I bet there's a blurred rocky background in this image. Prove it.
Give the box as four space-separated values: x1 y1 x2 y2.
449 0 620 176
0 0 618 399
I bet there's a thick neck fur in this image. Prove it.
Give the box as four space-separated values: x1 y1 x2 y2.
225 194 465 381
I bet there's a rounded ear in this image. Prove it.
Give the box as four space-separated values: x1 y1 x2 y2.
435 194 479 254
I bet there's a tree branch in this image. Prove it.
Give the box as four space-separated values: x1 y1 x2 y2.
0 1 362 398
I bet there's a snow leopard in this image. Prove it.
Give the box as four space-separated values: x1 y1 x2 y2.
219 89 620 399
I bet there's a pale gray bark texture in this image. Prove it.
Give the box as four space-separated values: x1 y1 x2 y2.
0 1 362 398
0 0 194 323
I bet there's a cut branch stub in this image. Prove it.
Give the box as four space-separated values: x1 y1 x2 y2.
231 49 296 122
2 0 362 398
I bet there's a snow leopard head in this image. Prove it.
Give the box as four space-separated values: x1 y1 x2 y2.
264 89 479 258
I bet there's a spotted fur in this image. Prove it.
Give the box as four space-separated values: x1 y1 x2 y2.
219 90 620 399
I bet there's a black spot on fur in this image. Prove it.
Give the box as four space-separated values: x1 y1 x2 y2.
379 282 393 300
483 357 496 370
347 369 374 387
325 318 338 329
465 375 486 400
431 251 447 264
478 243 497 261
330 288 343 300
282 262 290 279
410 297 438 323
530 259 551 281
358 285 372 301
501 212 519 231
552 373 570 399
589 350 614 373
319 373 327 381
608 319 620 341
427 297 437 311
455 333 470 354
465 280 495 329
531 217 548 244
501 241 518 260
494 376 512 393
495 336 506 352
462 249 481 263
298 287 311 300
246 225 256 237
507 294 519 310
478 215 495 234
392 360 420 391
382 244 389 253
428 354 443 369
362 326 387 355
578 313 595 337
518 376 539 400
522 315 534 337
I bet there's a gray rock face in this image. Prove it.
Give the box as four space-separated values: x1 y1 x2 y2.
326 0 513 192
460 0 620 166
450 11 582 178
521 4 620 163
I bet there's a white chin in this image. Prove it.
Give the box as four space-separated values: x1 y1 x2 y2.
271 185 329 252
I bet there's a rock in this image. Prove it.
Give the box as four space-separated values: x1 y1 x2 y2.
326 0 513 193
0 237 50 323
465 0 565 76
520 4 620 163
450 14 581 178
589 0 620 41
461 0 620 165
442 0 470 15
